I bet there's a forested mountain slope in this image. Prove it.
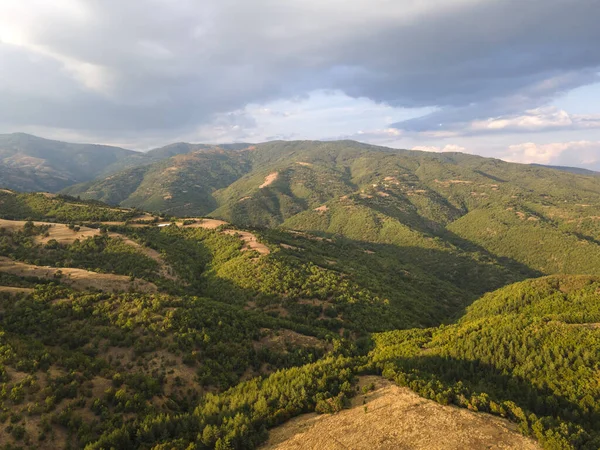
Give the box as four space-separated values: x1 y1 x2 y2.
0 190 526 331
2 140 600 449
0 133 248 194
0 191 599 449
0 133 137 192
369 275 600 449
63 140 600 279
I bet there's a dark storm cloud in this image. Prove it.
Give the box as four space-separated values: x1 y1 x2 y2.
1 0 599 137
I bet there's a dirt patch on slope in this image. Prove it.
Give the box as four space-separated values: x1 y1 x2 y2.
223 229 270 255
0 257 157 293
179 218 228 229
107 233 178 281
262 376 540 450
179 218 270 255
260 172 279 188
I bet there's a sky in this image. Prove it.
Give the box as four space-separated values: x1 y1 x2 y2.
1 0 600 169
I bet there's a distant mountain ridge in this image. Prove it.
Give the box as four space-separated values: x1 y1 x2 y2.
0 133 137 191
1 132 596 194
531 163 600 176
0 133 252 193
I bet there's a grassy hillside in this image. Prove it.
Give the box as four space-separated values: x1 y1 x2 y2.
0 194 599 448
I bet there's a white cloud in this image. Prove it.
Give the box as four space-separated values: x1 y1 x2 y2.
412 144 467 153
503 141 600 168
470 106 600 133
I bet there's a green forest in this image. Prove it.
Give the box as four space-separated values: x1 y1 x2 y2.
1 140 600 449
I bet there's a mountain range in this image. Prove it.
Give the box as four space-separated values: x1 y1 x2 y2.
1 134 600 448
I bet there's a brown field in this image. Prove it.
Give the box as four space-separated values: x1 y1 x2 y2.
0 257 157 293
261 376 540 450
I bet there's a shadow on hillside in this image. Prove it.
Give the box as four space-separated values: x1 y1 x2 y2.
372 354 599 441
270 227 540 324
114 222 540 334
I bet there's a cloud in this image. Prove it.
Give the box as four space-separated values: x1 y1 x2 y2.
0 0 598 142
395 105 600 136
391 71 600 134
471 107 574 132
503 141 600 169
412 144 467 153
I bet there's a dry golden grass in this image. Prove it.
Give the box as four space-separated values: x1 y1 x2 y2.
261 376 541 450
0 257 157 293
179 218 228 229
281 243 302 250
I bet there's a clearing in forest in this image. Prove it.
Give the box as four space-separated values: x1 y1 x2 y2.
260 172 279 188
179 218 270 255
223 229 270 255
0 257 157 293
0 219 99 244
